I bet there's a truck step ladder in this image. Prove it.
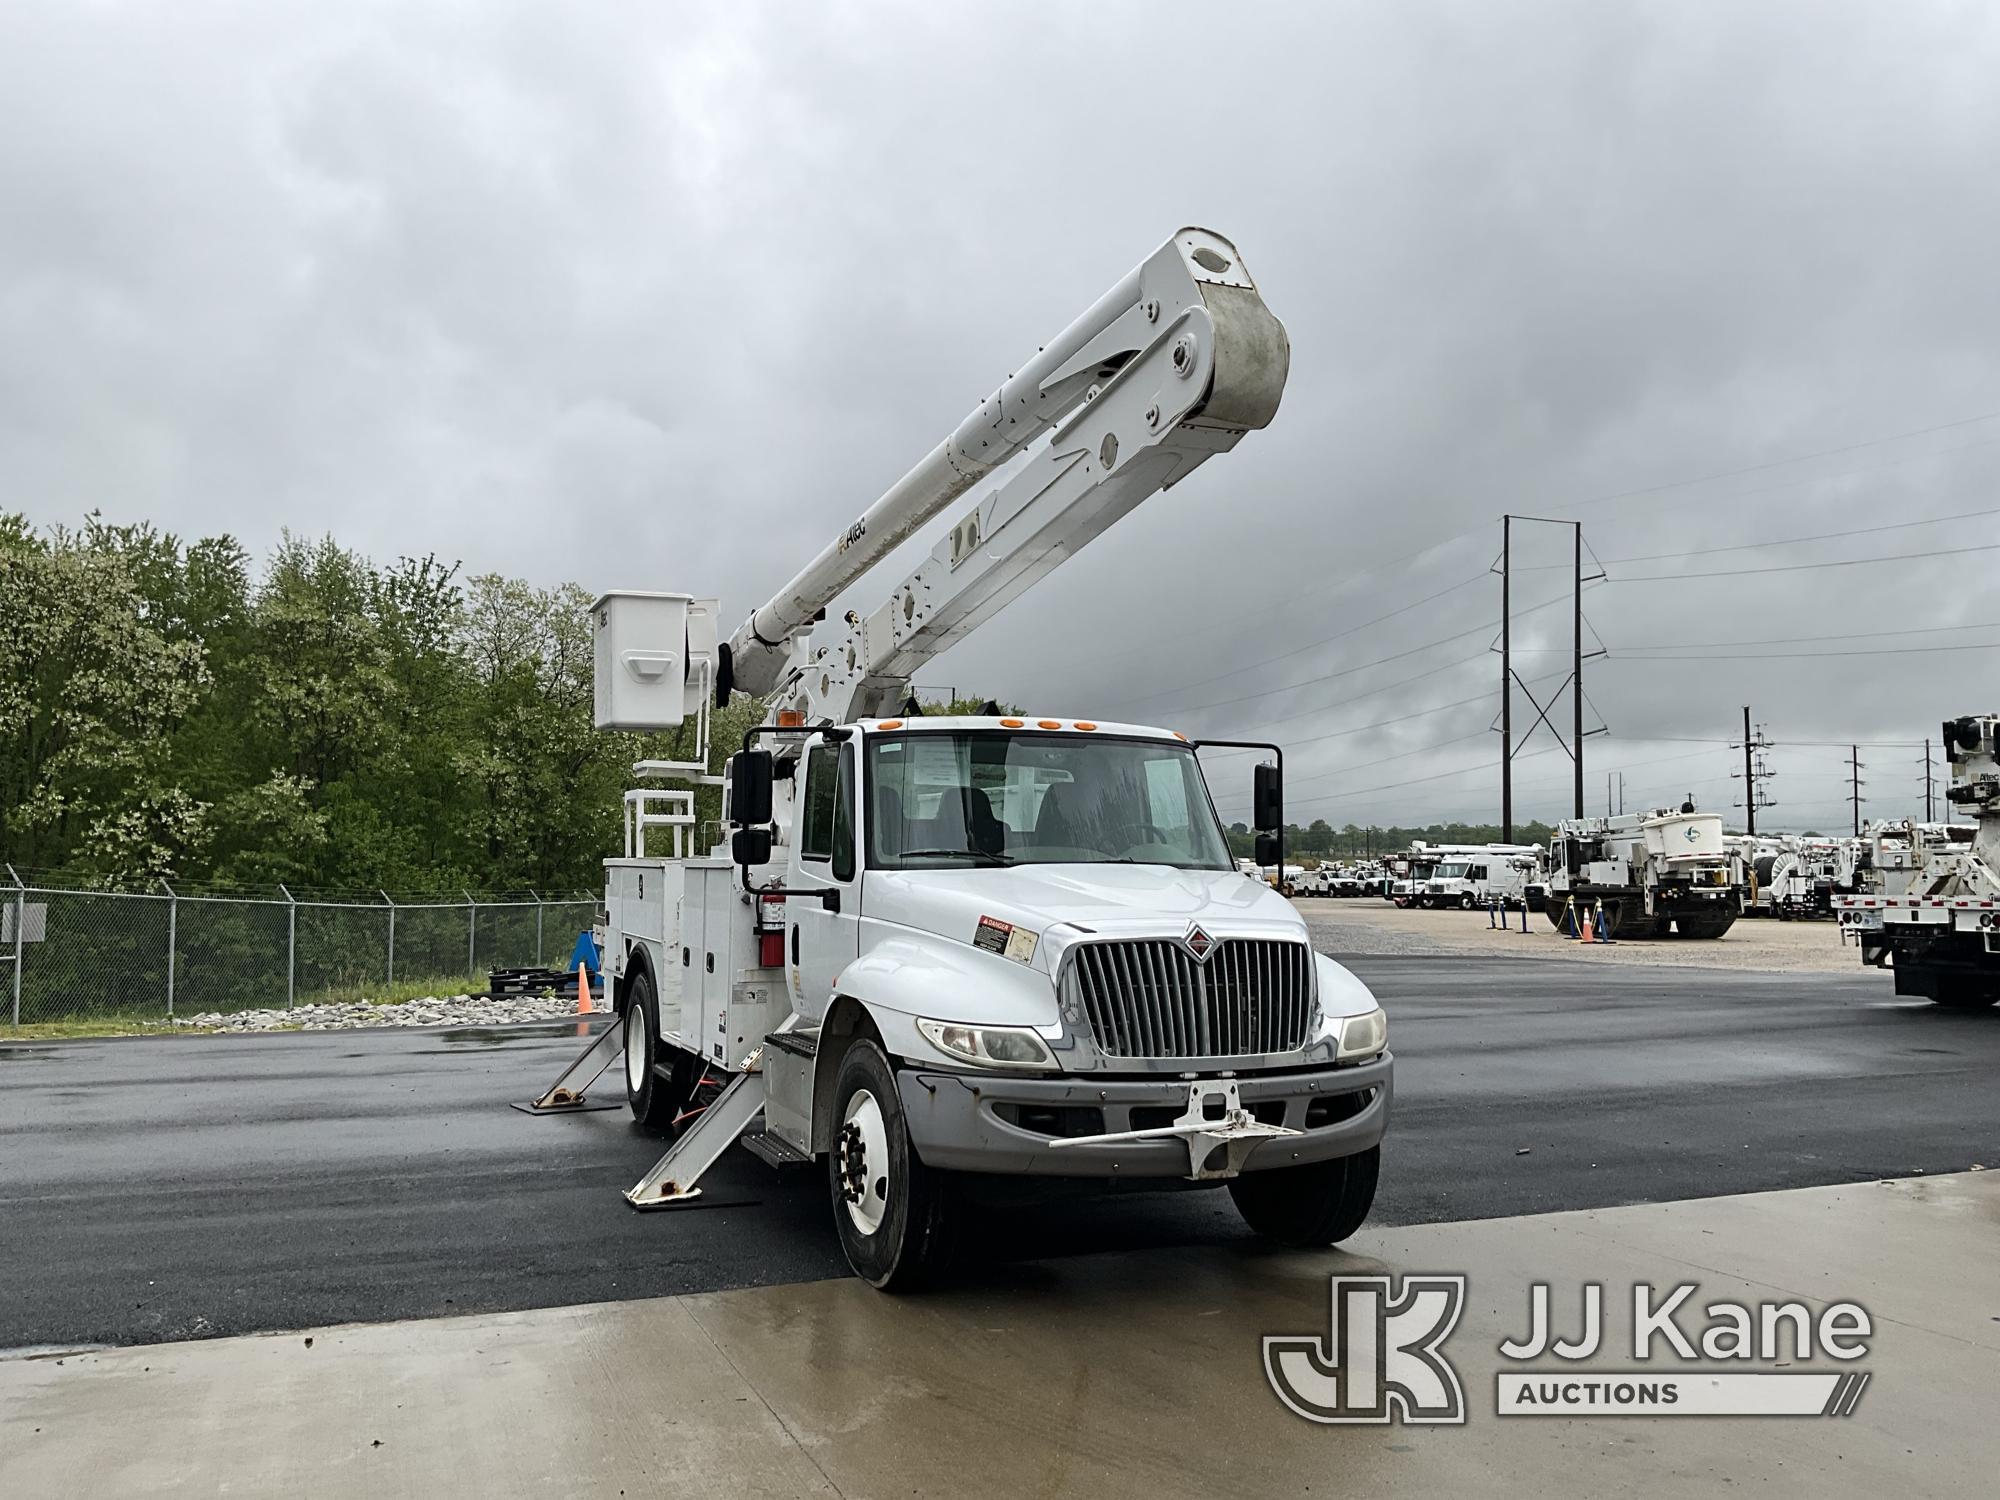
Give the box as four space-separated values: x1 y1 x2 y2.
740 1130 814 1170
625 1063 768 1209
512 1018 627 1115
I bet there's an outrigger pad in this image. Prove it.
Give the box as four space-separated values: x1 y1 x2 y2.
510 1097 625 1116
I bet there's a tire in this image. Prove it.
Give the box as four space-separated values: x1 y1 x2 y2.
827 1039 953 1289
1932 976 2000 1010
1459 892 1476 911
623 966 697 1132
1229 1146 1380 1247
1674 910 1738 940
1546 901 1570 931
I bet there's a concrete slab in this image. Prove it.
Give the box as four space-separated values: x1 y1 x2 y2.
4 1173 1994 1499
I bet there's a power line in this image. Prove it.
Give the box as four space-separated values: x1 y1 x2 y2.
1565 406 2000 514
1613 640 2000 662
1593 504 2000 566
1086 523 1496 676
1606 618 2000 652
1102 571 1491 714
1607 541 2000 583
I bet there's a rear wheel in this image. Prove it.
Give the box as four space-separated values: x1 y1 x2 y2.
827 1039 953 1289
1932 976 2000 1010
1229 1146 1380 1247
1674 910 1738 940
623 967 698 1131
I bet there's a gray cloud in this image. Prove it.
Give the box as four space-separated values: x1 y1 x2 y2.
5 0 1997 832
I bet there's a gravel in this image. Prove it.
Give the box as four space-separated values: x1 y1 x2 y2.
173 993 588 1032
1295 897 1860 973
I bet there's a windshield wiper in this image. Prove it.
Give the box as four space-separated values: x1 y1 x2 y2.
898 848 1015 865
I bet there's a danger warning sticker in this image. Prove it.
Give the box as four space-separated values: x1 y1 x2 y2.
973 915 1012 955
974 915 1039 964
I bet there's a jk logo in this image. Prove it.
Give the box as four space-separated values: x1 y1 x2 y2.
1263 1275 1468 1425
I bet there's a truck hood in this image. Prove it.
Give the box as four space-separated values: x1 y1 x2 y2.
861 863 1302 964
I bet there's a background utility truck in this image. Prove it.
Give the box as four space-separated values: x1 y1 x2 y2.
580 229 1391 1288
1544 802 1742 938
1836 715 2000 1008
1417 843 1542 909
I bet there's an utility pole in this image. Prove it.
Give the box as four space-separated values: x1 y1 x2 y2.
1850 745 1865 837
1500 515 1512 841
1732 709 1775 831
1743 706 1756 836
1572 521 1584 820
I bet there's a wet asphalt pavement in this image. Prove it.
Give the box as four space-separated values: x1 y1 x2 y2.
4 954 1998 1349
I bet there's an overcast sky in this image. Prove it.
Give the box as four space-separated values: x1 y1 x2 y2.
6 0 1998 833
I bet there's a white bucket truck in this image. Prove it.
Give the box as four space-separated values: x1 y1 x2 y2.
580 230 1391 1287
1836 716 2000 1008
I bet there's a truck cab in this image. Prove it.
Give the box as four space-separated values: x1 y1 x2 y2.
606 716 1392 1286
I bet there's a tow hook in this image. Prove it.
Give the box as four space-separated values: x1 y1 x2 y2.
1046 1079 1300 1180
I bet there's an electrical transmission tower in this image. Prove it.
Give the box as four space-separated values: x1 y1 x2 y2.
1496 515 1606 839
1849 745 1867 837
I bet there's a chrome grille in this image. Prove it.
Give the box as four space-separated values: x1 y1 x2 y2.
1065 938 1314 1058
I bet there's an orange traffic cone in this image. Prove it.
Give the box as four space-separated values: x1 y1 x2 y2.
576 961 594 1015
1578 906 1594 943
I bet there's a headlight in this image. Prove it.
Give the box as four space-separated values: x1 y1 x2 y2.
916 1018 1056 1071
1337 1007 1387 1062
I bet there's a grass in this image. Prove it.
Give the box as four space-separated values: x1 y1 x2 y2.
2 1015 217 1041
0 972 547 1042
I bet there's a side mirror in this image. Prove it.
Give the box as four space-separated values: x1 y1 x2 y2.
730 750 774 827
1254 831 1280 867
1253 761 1282 832
732 827 773 867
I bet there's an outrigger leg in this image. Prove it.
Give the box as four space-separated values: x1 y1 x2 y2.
625 1055 769 1209
512 1020 627 1116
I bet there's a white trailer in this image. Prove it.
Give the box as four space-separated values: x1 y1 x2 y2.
580 230 1391 1288
1836 717 2000 1008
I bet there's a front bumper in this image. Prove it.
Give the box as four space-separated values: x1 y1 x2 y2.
895 1053 1392 1177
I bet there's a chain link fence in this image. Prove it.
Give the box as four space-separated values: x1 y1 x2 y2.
3 873 600 1025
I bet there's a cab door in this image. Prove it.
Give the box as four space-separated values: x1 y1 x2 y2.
787 735 861 1021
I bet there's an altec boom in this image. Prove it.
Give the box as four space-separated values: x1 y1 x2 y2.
567 229 1394 1288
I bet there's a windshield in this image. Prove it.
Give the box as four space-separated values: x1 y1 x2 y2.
1435 862 1470 878
865 732 1232 870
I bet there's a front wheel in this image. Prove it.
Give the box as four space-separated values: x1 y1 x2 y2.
1459 892 1476 910
827 1039 953 1289
1228 1146 1379 1247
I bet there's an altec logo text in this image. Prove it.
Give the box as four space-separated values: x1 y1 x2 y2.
1265 1277 1873 1424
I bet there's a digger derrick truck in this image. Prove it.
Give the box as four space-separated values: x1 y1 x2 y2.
1835 716 2000 1009
582 230 1391 1288
1543 803 1743 938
